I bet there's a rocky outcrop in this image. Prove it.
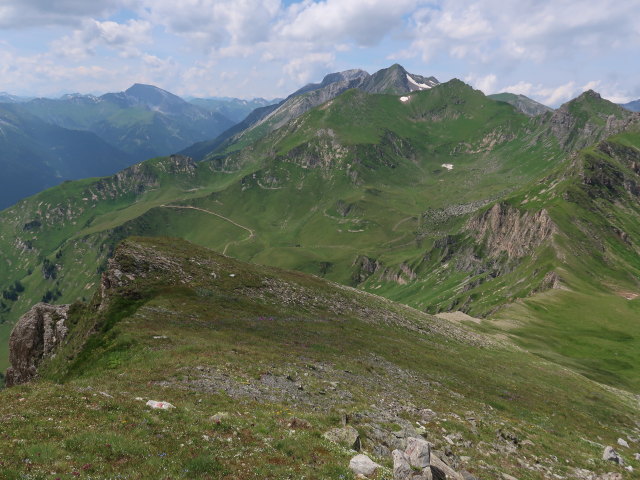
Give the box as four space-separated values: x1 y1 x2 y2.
467 203 556 259
548 91 639 151
393 437 465 480
352 255 382 285
5 303 70 386
97 239 188 312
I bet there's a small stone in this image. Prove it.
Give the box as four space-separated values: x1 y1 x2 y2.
146 400 175 410
349 454 380 478
211 412 229 424
603 446 624 465
617 438 629 448
501 474 518 480
635 453 640 461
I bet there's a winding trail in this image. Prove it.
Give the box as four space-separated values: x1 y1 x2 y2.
161 205 255 254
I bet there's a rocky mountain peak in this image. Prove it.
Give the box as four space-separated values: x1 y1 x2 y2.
361 64 439 94
123 83 187 112
320 69 369 87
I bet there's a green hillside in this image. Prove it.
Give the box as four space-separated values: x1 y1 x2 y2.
0 237 636 479
1 78 640 409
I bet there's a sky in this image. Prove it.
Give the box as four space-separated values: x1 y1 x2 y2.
0 0 639 106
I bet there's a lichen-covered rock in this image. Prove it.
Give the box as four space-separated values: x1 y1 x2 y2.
5 303 69 386
323 425 361 451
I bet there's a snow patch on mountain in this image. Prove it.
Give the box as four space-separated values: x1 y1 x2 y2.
407 74 432 90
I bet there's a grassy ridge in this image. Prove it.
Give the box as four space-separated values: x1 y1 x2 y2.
1 237 637 479
1 81 640 403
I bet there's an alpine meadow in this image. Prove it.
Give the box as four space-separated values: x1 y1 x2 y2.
2 3 640 479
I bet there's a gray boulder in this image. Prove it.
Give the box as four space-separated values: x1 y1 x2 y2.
5 303 70 386
349 454 381 478
393 450 414 479
406 437 431 469
324 425 361 451
431 453 464 480
393 448 434 479
603 446 624 465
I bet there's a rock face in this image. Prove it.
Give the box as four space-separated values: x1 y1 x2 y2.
548 90 640 151
467 203 556 260
5 303 70 386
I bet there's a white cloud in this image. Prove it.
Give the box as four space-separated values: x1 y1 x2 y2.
283 52 335 85
404 0 640 64
537 81 577 105
466 73 498 94
0 0 639 102
52 19 152 59
503 81 534 96
141 0 281 51
0 0 132 28
278 0 417 47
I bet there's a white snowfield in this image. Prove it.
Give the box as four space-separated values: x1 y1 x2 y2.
400 96 410 102
441 163 454 170
407 74 433 90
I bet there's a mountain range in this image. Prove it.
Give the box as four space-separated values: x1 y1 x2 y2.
622 99 640 112
1 64 640 478
0 86 279 209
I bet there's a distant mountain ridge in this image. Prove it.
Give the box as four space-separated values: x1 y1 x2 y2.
621 99 640 112
0 85 278 208
0 104 132 209
488 92 553 116
18 84 235 161
188 97 279 123
182 64 441 160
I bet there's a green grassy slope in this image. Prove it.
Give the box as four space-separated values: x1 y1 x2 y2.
1 81 640 400
485 128 640 391
1 237 637 479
